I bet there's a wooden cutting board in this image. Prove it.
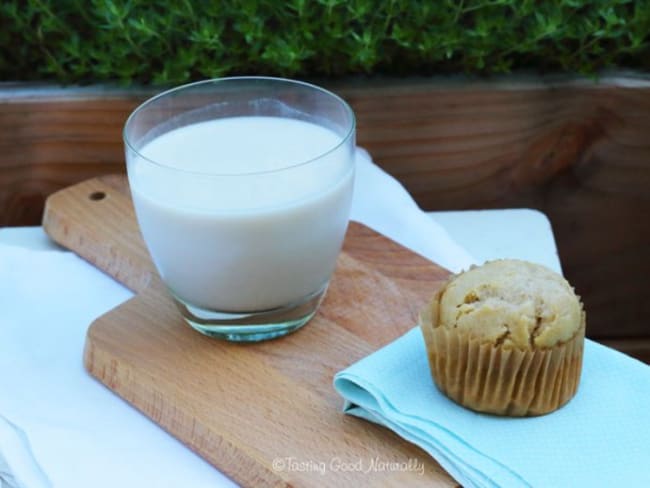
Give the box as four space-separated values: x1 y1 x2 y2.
42 175 454 487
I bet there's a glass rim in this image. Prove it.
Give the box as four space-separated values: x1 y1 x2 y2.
123 76 356 177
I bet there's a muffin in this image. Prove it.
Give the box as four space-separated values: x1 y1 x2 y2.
420 259 585 416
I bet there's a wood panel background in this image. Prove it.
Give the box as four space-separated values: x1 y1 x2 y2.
1 76 649 362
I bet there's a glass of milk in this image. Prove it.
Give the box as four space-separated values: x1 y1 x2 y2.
124 77 355 342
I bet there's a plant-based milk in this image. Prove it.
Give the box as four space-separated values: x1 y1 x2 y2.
128 116 354 312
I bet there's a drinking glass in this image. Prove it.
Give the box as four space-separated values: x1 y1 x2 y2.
124 77 356 342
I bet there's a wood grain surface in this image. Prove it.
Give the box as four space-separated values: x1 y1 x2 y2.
42 175 455 487
3 76 649 358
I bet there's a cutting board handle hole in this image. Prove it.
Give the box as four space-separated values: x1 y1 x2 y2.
89 191 106 201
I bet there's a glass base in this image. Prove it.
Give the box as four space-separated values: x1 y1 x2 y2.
171 284 328 342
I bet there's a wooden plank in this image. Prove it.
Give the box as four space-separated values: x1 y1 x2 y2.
42 175 454 487
2 77 650 351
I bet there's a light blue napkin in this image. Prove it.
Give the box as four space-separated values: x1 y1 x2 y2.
334 327 650 487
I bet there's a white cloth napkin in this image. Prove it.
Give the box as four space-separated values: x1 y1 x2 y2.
351 149 474 273
0 149 473 487
0 245 232 488
0 415 50 488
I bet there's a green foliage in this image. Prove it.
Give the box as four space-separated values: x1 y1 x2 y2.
1 0 649 85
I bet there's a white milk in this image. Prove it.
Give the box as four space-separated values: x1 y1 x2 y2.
128 116 354 312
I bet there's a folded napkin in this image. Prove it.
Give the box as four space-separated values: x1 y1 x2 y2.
0 149 473 487
0 415 50 488
334 328 650 487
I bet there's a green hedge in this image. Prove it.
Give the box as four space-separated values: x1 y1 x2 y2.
1 0 649 85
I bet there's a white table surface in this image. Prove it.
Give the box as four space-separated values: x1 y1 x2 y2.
0 208 560 487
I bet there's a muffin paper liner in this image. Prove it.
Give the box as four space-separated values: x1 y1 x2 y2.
421 288 585 417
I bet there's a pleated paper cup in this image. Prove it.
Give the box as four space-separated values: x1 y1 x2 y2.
420 287 585 417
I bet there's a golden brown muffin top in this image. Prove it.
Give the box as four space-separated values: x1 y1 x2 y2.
433 259 583 349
